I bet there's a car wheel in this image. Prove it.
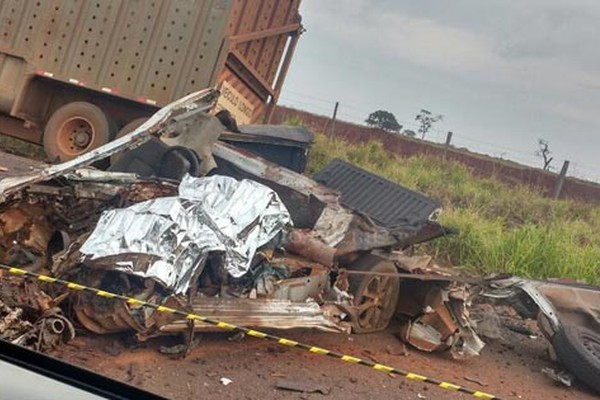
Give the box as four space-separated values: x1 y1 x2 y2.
553 324 600 393
43 102 115 162
348 254 400 334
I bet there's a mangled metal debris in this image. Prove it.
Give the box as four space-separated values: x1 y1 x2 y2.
484 277 600 393
0 276 74 352
80 175 291 292
0 88 484 361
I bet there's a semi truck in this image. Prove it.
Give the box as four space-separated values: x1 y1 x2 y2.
0 0 302 161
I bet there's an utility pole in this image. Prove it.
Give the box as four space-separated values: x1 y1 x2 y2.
329 101 339 137
553 160 570 200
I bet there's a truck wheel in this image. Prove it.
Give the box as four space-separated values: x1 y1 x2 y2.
110 117 149 164
43 102 114 162
553 324 600 393
348 254 400 334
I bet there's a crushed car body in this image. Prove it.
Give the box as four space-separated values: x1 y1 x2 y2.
0 88 481 359
484 277 600 393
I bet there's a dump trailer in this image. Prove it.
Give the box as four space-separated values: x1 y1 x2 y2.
0 0 302 161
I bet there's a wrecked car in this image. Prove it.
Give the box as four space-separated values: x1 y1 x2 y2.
484 277 600 393
0 88 479 361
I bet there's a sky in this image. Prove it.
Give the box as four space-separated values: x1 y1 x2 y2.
278 0 600 182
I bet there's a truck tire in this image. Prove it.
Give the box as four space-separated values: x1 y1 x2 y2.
43 102 114 162
553 324 600 393
348 254 400 334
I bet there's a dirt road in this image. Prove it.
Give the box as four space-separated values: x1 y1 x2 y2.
52 317 595 400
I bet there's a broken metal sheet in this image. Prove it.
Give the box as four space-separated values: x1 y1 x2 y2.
396 280 484 358
399 303 457 353
0 88 218 201
483 277 562 333
64 169 141 183
541 367 574 387
157 298 345 334
80 175 291 293
535 281 600 335
213 142 413 252
268 268 329 302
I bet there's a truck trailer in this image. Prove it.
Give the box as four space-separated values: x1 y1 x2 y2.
0 0 302 160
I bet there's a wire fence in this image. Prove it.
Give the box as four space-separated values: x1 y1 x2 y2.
278 89 600 184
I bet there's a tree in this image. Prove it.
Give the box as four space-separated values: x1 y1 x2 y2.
536 138 554 171
365 110 402 133
415 109 443 139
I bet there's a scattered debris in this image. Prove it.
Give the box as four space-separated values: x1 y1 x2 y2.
541 367 573 387
275 379 331 395
0 299 32 340
473 304 504 340
228 331 245 342
464 376 488 387
386 343 409 357
220 377 233 386
504 322 535 337
485 277 600 393
159 340 200 355
361 349 381 363
11 308 75 352
0 277 74 352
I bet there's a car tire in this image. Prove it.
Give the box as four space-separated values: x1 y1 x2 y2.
43 102 115 162
348 254 400 334
553 324 600 393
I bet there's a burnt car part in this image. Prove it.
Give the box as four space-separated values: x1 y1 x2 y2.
0 275 74 352
0 265 502 400
484 277 600 393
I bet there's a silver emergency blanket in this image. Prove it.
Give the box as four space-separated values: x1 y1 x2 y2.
79 175 291 294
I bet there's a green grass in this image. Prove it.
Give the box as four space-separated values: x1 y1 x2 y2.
307 132 600 284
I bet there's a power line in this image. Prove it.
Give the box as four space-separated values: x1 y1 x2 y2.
278 92 600 182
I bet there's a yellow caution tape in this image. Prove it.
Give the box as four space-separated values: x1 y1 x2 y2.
0 264 502 400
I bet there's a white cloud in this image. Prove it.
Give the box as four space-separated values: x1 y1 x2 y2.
303 1 600 93
306 3 498 74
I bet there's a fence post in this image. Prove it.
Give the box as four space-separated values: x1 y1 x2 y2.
553 160 570 200
442 131 453 161
329 101 339 138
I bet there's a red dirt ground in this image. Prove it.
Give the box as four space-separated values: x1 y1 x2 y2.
52 315 597 400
